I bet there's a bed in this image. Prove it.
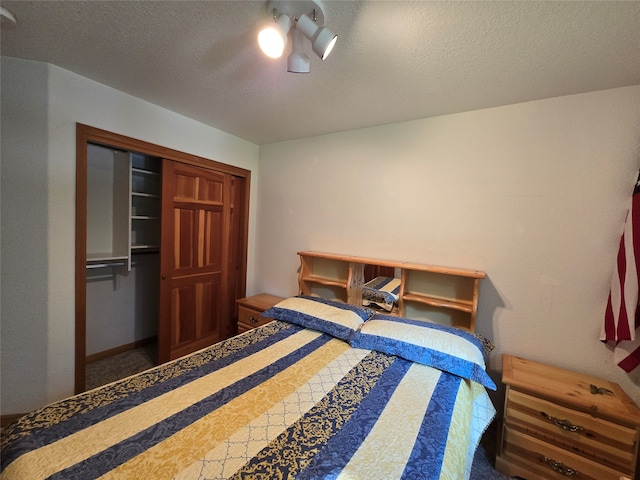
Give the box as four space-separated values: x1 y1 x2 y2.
1 296 496 480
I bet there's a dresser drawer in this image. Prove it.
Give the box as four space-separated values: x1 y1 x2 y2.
237 305 272 331
505 388 637 473
501 426 630 480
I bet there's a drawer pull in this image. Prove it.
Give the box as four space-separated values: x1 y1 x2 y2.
249 316 259 324
542 412 584 433
544 456 577 476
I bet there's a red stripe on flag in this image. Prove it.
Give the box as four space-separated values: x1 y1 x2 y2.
618 344 640 372
603 238 623 342
618 209 633 341
603 297 616 340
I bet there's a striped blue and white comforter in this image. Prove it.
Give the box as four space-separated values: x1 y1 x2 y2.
1 321 495 480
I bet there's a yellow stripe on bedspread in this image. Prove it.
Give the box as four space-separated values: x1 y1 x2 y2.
102 336 352 479
439 377 473 479
2 329 338 480
442 379 491 479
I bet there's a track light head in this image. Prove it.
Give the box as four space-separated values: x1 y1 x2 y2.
258 0 336 72
258 12 292 58
296 13 337 60
287 29 310 73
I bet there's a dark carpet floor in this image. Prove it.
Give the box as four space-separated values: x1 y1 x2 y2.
471 424 511 480
86 343 157 390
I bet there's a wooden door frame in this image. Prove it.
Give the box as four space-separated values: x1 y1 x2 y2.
75 124 251 393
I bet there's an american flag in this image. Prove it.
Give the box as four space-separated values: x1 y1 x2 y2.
601 170 640 372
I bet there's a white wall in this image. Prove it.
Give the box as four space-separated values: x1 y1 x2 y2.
1 57 260 414
1 59 50 412
85 254 160 356
255 86 640 406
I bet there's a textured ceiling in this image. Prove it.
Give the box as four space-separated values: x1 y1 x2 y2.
1 1 639 145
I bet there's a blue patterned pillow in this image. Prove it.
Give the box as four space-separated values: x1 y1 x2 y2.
261 296 375 340
350 314 496 390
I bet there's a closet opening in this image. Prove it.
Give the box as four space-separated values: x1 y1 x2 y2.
76 124 250 394
84 143 161 390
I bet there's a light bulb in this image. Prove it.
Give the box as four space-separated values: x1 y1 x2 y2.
258 14 292 59
259 27 285 58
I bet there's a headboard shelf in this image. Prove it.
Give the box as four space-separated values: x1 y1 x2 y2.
303 274 349 289
297 251 485 331
401 293 474 313
298 251 484 277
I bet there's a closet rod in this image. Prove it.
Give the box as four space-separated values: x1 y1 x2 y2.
86 262 128 269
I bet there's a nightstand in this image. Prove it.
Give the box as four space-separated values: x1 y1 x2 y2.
495 354 640 480
236 293 285 334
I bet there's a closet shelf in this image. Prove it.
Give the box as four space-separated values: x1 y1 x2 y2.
86 253 129 269
132 192 159 199
130 156 161 266
87 253 129 262
131 244 159 251
86 262 127 269
132 167 160 176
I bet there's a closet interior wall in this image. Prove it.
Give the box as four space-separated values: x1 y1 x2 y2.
85 143 160 362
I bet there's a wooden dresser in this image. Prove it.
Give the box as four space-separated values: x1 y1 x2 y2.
236 293 285 334
496 354 640 480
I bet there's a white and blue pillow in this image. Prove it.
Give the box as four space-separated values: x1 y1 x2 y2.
261 296 375 340
349 314 496 390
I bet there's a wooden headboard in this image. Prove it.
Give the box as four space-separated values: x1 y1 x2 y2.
297 251 485 332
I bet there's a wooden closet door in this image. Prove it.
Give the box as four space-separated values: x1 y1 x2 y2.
159 160 232 361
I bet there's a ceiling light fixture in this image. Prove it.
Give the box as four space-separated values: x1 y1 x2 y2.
258 0 337 73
